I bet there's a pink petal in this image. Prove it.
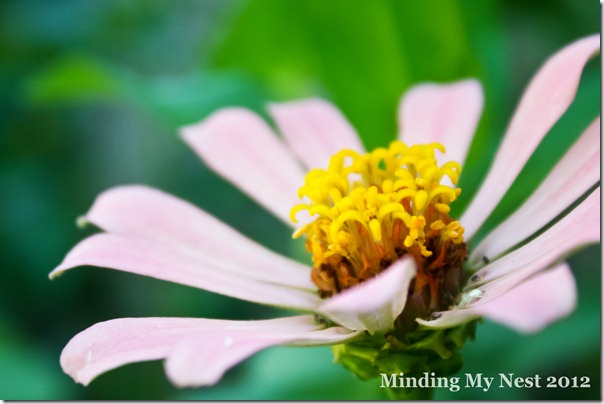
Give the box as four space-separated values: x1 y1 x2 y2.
268 98 366 170
397 79 483 168
166 324 360 387
60 315 358 387
417 187 599 330
82 185 313 290
415 305 481 329
461 35 600 238
50 233 322 311
475 263 576 333
319 257 416 334
470 117 600 265
472 186 599 292
181 108 306 226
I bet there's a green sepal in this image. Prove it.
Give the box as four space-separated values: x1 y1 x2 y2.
332 341 383 380
332 320 479 399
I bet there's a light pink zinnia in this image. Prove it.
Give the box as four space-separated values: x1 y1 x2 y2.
51 35 600 388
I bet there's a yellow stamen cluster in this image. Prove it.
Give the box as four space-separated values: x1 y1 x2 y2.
291 140 465 298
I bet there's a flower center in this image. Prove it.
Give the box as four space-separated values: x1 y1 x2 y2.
291 141 468 328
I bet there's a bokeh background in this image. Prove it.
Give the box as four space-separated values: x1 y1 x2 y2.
0 0 600 400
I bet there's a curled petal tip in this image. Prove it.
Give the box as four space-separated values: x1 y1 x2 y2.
76 215 90 229
49 266 66 280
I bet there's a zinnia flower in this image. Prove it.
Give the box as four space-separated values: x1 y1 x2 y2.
51 35 600 396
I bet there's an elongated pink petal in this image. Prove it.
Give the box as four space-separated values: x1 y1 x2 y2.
471 186 599 293
398 79 483 168
181 108 306 226
319 257 416 334
60 315 358 387
417 187 599 330
82 185 313 290
462 35 600 238
475 263 576 333
470 117 600 265
166 325 360 387
51 233 322 311
269 99 366 170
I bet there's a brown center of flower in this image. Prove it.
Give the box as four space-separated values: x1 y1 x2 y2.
291 141 468 328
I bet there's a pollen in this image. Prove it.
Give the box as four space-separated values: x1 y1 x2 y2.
291 140 468 322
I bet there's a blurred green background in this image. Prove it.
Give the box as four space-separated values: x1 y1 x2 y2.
0 0 600 400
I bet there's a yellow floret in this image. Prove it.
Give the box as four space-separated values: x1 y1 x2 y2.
291 140 465 267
